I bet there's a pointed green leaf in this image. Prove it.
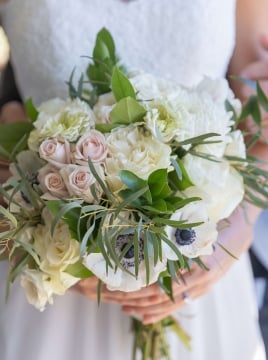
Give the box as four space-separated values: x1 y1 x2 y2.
119 170 147 191
0 122 33 158
65 261 93 278
25 98 39 122
111 67 136 101
110 97 146 125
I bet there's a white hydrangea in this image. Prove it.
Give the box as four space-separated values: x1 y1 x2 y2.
28 98 96 151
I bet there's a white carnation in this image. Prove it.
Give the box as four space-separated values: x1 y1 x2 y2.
28 98 96 151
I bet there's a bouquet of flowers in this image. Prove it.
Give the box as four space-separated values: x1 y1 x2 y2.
1 28 268 359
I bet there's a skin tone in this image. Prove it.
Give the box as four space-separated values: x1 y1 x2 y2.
1 0 268 325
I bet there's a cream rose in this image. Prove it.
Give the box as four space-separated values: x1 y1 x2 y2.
105 125 172 192
33 209 80 275
38 164 69 200
60 164 103 203
20 269 54 312
39 138 71 168
73 130 108 165
28 98 96 151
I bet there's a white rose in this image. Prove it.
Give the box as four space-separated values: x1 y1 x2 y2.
93 93 115 123
39 139 71 168
20 269 54 311
73 130 108 165
38 164 69 200
60 164 103 203
163 201 218 259
182 154 244 222
105 125 172 192
28 98 96 151
34 209 80 274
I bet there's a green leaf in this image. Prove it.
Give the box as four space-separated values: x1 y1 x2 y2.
240 95 261 126
153 217 203 228
46 201 82 238
95 28 116 62
119 170 147 191
169 158 194 191
110 97 146 125
148 169 171 199
143 228 150 285
175 133 221 147
0 122 34 158
65 261 93 278
115 185 149 216
80 220 96 256
95 123 120 133
111 67 136 101
257 82 268 112
24 98 39 122
158 275 174 301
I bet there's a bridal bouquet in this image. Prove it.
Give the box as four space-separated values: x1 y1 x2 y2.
1 29 268 359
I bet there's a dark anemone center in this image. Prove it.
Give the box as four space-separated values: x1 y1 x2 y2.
175 228 196 246
121 243 135 259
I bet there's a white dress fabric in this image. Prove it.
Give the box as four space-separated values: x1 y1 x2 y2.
0 0 265 359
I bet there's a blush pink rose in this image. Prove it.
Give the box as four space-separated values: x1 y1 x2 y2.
60 164 103 203
38 165 69 199
73 130 107 165
39 139 71 168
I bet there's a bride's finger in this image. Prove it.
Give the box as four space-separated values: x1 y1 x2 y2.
240 60 268 81
260 33 268 52
0 101 26 123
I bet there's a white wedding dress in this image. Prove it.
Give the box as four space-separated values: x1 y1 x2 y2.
0 0 265 359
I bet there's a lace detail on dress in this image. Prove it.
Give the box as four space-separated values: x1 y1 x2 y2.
3 0 236 105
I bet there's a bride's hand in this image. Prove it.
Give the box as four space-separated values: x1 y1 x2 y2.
72 207 257 324
0 101 26 192
237 33 268 138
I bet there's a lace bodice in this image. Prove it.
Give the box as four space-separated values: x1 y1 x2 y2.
3 0 236 104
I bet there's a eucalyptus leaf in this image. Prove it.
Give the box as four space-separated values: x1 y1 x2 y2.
257 82 268 112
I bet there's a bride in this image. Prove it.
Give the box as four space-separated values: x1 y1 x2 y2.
0 0 267 359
